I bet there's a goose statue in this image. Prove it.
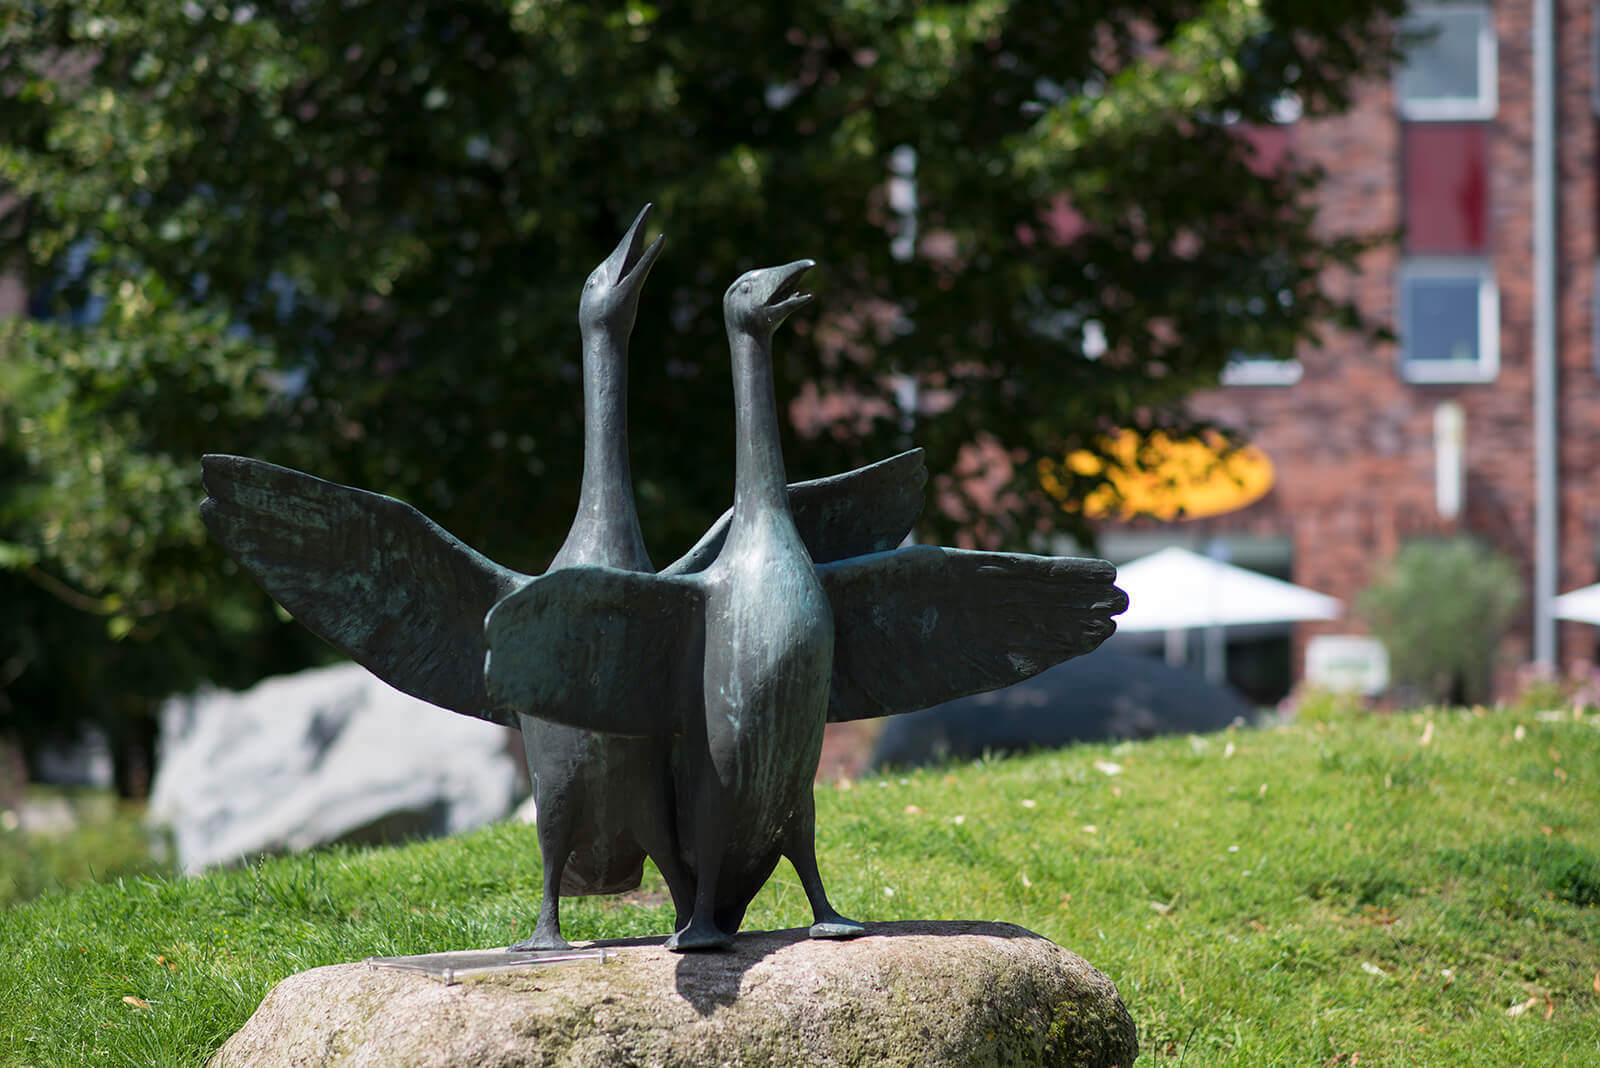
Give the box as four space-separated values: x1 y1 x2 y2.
201 215 927 950
484 260 1129 951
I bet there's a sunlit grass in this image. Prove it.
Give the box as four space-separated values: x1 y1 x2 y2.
2 704 1597 1064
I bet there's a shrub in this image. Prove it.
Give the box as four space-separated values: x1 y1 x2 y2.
1357 536 1521 706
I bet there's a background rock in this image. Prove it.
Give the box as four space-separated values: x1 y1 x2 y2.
211 921 1137 1068
27 726 114 789
148 662 523 873
872 647 1253 769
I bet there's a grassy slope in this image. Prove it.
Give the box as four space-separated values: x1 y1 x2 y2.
0 789 171 909
2 704 1597 1066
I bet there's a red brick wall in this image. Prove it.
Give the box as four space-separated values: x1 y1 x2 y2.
1555 0 1600 665
1159 0 1600 692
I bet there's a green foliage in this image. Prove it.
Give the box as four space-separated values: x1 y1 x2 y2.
1358 537 1523 706
1289 684 1364 724
0 299 333 767
4 705 1599 1064
1 0 1406 757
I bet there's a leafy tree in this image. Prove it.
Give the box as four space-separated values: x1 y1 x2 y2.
1358 537 1523 707
0 0 1403 789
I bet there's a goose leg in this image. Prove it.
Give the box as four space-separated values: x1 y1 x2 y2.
665 782 734 951
714 900 748 937
632 793 695 933
786 795 864 940
654 851 695 936
510 808 575 951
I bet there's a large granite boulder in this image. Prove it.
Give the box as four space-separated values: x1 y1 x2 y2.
872 647 1253 769
149 662 523 873
210 921 1137 1068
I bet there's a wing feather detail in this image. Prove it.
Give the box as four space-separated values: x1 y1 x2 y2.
484 567 703 735
664 448 926 574
201 454 529 725
818 546 1127 723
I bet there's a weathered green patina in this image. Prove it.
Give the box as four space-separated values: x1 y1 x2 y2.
484 261 1127 950
205 222 1127 955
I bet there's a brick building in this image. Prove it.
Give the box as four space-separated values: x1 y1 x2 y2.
1104 0 1599 699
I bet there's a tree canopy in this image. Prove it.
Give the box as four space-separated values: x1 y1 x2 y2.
0 0 1402 779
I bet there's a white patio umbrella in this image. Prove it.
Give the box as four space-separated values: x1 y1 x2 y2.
1553 583 1600 625
1112 546 1342 683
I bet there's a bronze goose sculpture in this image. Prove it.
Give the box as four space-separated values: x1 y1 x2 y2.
510 203 685 950
484 260 1129 951
201 219 928 950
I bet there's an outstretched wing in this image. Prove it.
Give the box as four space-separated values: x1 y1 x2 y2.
663 448 926 575
818 546 1127 723
201 454 530 725
484 567 703 735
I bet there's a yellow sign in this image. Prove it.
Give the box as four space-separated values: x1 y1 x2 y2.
1039 430 1274 521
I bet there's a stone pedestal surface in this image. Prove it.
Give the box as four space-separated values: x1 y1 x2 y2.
209 920 1138 1068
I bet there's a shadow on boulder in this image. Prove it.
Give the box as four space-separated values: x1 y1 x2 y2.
871 647 1253 770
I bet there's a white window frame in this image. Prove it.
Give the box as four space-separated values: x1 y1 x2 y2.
1593 257 1600 374
1221 357 1303 387
1398 258 1499 384
1396 2 1498 121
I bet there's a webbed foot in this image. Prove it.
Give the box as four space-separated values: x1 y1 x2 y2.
508 925 571 952
809 916 865 940
665 921 733 952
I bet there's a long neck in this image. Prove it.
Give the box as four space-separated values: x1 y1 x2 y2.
729 327 793 524
556 323 651 570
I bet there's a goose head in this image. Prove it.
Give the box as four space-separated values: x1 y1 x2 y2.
579 203 666 334
723 260 815 341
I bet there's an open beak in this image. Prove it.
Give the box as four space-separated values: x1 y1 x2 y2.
611 203 665 290
762 259 815 322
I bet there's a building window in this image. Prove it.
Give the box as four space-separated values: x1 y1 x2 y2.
1397 3 1497 121
1399 259 1498 383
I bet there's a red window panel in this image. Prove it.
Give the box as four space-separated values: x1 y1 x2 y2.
1403 122 1489 253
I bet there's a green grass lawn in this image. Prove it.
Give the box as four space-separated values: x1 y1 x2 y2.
0 788 171 910
3 703 1597 1065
